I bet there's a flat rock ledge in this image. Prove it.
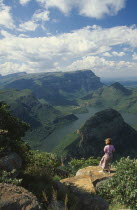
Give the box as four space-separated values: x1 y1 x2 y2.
59 166 115 210
0 183 42 210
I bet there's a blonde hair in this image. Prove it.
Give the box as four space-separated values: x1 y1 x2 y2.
105 138 112 145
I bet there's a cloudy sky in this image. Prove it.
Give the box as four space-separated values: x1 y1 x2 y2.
0 0 137 78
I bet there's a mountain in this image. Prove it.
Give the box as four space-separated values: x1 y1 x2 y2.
101 77 137 87
0 70 103 106
55 109 137 159
0 89 78 147
82 82 137 113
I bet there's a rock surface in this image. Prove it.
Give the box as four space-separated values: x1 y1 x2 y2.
0 152 22 172
59 166 115 210
0 183 41 210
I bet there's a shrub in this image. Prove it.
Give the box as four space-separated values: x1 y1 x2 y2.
25 150 61 176
98 157 137 209
67 156 100 175
20 151 61 208
0 102 30 162
0 170 22 185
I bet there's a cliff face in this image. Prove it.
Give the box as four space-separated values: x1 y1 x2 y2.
64 109 137 159
1 70 103 105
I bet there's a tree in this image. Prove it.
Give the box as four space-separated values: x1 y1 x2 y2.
0 102 30 159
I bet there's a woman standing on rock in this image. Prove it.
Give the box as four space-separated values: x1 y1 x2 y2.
99 138 115 173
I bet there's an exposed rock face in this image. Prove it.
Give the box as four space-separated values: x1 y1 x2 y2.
0 152 22 172
59 166 114 210
0 183 41 210
64 109 137 158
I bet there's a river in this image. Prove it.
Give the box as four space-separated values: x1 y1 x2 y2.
37 106 137 152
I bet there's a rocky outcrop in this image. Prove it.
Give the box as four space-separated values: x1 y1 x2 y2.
59 166 115 210
64 109 137 158
0 152 22 172
0 183 41 210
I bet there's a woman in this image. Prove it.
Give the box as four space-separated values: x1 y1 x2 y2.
99 138 115 173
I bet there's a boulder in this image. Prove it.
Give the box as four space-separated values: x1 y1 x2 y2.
59 166 115 210
0 183 42 210
0 152 22 172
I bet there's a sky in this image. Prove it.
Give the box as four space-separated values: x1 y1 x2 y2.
1 0 137 78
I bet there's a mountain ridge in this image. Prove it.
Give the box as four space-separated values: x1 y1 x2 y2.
0 70 103 106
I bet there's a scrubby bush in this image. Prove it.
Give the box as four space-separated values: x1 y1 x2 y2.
25 150 61 177
0 102 30 161
20 150 61 206
0 170 22 185
98 157 137 209
67 156 100 175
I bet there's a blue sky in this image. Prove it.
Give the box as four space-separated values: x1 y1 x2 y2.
0 0 137 78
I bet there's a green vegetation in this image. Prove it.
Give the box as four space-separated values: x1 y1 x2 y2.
0 103 69 208
0 89 79 148
0 70 103 106
55 105 88 115
54 109 137 160
97 157 137 209
0 102 30 161
66 157 100 175
0 170 22 185
82 83 137 114
53 132 80 157
1 105 137 209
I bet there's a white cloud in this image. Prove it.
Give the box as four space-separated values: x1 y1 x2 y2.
103 51 126 57
19 0 31 5
112 51 125 56
103 52 112 57
35 0 126 18
18 34 30 38
0 62 26 75
17 9 50 32
78 0 126 18
1 25 137 76
33 10 50 22
18 20 39 31
0 1 15 29
132 53 137 60
0 30 15 38
66 55 137 77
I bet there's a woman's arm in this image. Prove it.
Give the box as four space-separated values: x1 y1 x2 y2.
104 146 107 153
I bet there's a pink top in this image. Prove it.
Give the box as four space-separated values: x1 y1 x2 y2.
104 145 115 154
